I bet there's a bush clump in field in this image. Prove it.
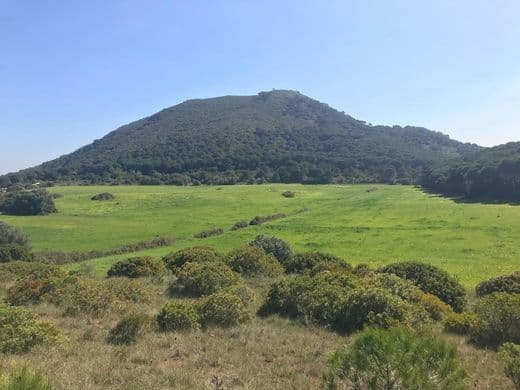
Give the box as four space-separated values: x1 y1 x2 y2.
323 327 466 389
0 304 62 354
225 246 283 277
0 189 57 216
103 277 153 304
198 292 250 328
249 235 292 267
281 191 295 198
378 261 466 312
0 366 53 390
194 227 224 239
248 213 286 226
469 292 520 348
0 262 64 285
0 222 33 263
173 261 240 297
220 283 256 306
0 244 33 263
162 246 221 272
285 251 349 274
231 220 248 231
157 301 200 331
91 192 115 201
498 342 520 389
444 312 478 335
107 256 166 279
107 313 150 345
476 271 520 297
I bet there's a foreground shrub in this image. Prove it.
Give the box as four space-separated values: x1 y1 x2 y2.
249 235 292 267
103 277 153 304
91 192 115 201
476 271 520 297
0 366 53 390
220 283 256 306
1 189 57 216
198 292 250 328
162 246 220 272
285 252 349 274
378 261 466 312
107 256 166 279
0 305 62 354
157 301 200 331
174 261 240 296
498 343 520 389
0 221 30 248
323 327 466 389
194 227 224 239
107 313 150 345
469 292 520 348
444 312 478 335
0 244 33 263
0 262 64 284
225 246 283 277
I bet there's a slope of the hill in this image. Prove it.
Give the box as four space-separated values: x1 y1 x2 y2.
1 90 480 186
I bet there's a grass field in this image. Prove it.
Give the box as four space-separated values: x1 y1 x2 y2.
2 184 519 287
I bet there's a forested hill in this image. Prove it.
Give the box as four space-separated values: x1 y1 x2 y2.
421 142 520 201
1 90 481 186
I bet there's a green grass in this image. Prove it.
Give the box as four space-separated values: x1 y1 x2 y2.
2 184 519 287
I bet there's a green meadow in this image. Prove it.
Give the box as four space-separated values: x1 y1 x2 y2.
2 184 519 287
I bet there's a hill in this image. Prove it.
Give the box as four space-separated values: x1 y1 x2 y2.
1 90 480 186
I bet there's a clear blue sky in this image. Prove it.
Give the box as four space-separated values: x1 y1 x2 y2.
1 0 519 174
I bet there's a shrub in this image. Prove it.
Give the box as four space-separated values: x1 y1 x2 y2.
198 292 250 328
249 235 292 267
0 221 30 248
0 244 34 262
174 261 240 297
282 191 295 198
352 263 373 276
285 252 349 274
103 277 153 304
162 246 220 272
248 213 286 226
1 189 57 216
498 343 520 390
0 305 62 354
225 246 283 277
157 301 200 331
476 271 520 297
0 262 64 284
231 220 248 231
107 256 166 278
469 292 520 348
194 227 224 239
220 283 256 306
107 313 150 345
1 366 53 390
444 312 478 335
91 192 115 201
378 262 466 312
323 327 466 389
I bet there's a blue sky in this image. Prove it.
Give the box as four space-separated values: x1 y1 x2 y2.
1 0 519 174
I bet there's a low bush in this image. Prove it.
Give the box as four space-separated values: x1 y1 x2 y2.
476 271 520 297
0 366 53 390
469 292 520 348
107 256 166 279
225 246 283 277
173 261 240 297
91 192 115 201
378 261 466 312
103 277 153 304
198 292 250 328
0 304 62 354
352 263 373 276
249 213 286 226
285 252 349 274
0 244 33 263
162 246 220 272
323 327 466 389
220 283 256 306
0 221 30 248
157 301 200 331
0 189 57 216
281 191 295 198
444 312 478 335
194 227 224 239
249 235 292 267
107 313 150 345
498 342 520 389
0 262 64 284
231 220 248 231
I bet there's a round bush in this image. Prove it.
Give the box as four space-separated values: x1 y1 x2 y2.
378 262 466 312
107 256 166 278
107 313 150 345
444 312 477 335
174 261 240 296
225 246 283 277
282 191 295 198
103 277 153 304
1 189 57 216
249 235 292 267
0 244 33 263
0 221 30 248
157 301 200 331
162 246 220 272
498 342 520 389
198 292 250 328
476 271 520 297
91 192 115 201
285 251 349 274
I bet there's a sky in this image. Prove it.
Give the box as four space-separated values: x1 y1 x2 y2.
1 0 519 174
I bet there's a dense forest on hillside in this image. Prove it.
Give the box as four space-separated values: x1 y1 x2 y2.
0 90 480 187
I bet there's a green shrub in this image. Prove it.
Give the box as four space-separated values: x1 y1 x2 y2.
0 305 62 354
498 343 520 390
378 262 466 312
249 235 292 267
0 262 64 284
248 213 286 226
323 327 466 390
282 191 295 198
91 192 115 201
0 221 30 248
103 277 153 304
157 301 200 331
162 246 220 272
198 292 250 328
194 227 224 239
107 256 166 279
444 312 478 335
0 244 33 263
220 283 256 306
1 366 53 390
107 313 150 345
469 292 520 348
225 246 283 277
231 220 248 231
1 189 57 216
285 252 350 274
352 263 373 276
476 271 520 297
6 266 67 306
173 261 240 297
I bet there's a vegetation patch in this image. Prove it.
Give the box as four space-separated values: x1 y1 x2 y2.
281 191 295 198
498 342 520 389
197 291 250 328
0 366 53 390
249 235 292 268
91 192 115 201
0 189 57 216
157 301 200 331
285 251 349 274
173 261 240 297
444 312 478 335
231 220 248 231
194 227 224 239
249 213 286 226
162 246 221 273
107 256 166 279
476 271 520 296
225 246 283 277
107 313 150 345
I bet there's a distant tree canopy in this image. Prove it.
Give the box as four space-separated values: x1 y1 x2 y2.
0 189 57 216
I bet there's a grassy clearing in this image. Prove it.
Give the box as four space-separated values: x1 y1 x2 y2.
2 184 520 287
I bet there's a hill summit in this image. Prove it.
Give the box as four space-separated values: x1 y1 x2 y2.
2 90 480 186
